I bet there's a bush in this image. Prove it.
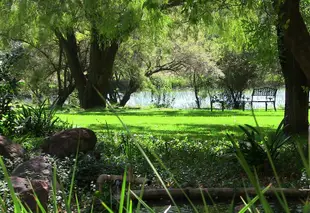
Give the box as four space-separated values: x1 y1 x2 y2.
14 100 71 137
0 49 23 135
227 119 291 172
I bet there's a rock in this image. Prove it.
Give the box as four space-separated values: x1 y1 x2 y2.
11 156 52 182
11 176 49 212
41 128 97 158
11 157 54 212
0 135 25 159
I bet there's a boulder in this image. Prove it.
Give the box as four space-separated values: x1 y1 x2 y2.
41 128 97 158
11 156 52 182
11 176 49 212
11 156 61 212
0 135 25 159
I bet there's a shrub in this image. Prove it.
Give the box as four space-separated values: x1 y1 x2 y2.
227 119 291 172
0 49 23 135
14 100 71 137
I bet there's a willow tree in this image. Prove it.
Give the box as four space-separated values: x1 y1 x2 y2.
272 0 310 134
0 0 170 109
242 0 310 134
178 0 310 134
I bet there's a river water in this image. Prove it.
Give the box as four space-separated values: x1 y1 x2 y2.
126 89 286 109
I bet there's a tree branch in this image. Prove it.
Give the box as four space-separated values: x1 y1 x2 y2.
144 59 185 77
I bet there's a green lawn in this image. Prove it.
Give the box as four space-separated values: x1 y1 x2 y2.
57 108 284 140
55 108 304 189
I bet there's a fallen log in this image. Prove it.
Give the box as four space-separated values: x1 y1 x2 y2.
97 174 150 184
97 167 151 192
130 187 310 203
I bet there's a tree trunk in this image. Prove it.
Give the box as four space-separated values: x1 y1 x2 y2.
227 88 241 109
274 0 310 84
277 30 309 134
275 0 309 134
55 28 119 109
56 42 63 94
55 29 86 107
119 78 140 107
232 92 243 110
83 28 119 109
54 42 76 108
193 72 201 109
54 84 75 107
194 87 201 109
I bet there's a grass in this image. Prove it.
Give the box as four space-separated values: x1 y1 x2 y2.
57 108 284 140
1 106 309 212
56 108 306 188
55 108 304 190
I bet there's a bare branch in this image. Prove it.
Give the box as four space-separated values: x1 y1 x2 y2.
144 59 185 77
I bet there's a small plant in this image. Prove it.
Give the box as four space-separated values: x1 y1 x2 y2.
228 119 291 171
14 100 71 137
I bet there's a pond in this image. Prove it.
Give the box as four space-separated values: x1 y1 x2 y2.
126 89 286 109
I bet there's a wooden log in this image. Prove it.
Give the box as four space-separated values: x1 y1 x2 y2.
130 187 310 203
97 174 151 192
97 174 150 184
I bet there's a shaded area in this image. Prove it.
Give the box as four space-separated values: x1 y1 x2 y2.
131 188 310 203
89 123 276 141
99 128 302 191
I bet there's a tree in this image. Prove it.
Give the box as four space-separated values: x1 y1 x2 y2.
107 33 185 107
237 0 310 133
177 49 218 109
216 51 259 109
7 40 75 106
273 0 309 134
0 0 171 109
238 0 310 134
178 0 310 134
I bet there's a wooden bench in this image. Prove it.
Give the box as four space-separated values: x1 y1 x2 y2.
211 93 247 111
243 87 277 111
210 93 227 111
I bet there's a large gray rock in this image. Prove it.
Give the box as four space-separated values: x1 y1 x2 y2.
0 135 25 159
41 128 97 158
11 156 52 182
11 176 49 212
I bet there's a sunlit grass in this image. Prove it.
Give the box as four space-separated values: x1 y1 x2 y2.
57 108 284 140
